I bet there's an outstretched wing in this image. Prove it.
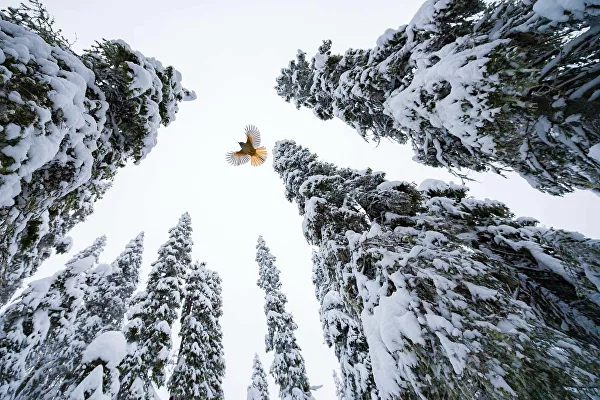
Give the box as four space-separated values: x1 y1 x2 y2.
250 146 268 166
244 125 261 147
226 150 250 166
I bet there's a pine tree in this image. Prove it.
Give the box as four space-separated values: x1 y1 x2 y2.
246 354 270 400
168 261 225 400
118 213 193 400
64 331 128 400
275 0 600 195
0 236 106 399
313 250 379 400
0 1 196 306
255 236 314 400
105 232 145 330
332 371 346 400
59 233 145 398
273 139 600 399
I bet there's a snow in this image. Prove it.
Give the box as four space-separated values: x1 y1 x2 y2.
361 309 406 400
588 143 600 163
247 387 262 400
68 256 97 274
487 373 516 396
375 28 399 48
533 0 600 22
57 236 74 252
126 61 155 96
418 179 466 193
425 313 456 335
272 139 600 400
376 180 411 191
496 319 518 334
313 52 328 70
407 0 453 35
435 332 469 375
384 37 508 156
68 365 109 400
463 281 498 301
81 331 127 367
0 16 195 304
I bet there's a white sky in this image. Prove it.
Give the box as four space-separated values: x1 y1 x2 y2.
8 0 600 399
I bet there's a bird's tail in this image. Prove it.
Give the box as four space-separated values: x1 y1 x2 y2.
250 146 268 166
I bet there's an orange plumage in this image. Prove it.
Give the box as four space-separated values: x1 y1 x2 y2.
226 125 267 167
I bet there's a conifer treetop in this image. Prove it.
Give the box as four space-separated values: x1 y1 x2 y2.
118 214 193 399
168 261 225 400
0 2 195 306
247 353 269 400
255 236 314 400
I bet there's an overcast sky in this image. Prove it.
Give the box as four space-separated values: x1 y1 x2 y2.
8 0 600 398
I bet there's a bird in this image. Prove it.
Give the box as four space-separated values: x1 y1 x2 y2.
226 125 268 167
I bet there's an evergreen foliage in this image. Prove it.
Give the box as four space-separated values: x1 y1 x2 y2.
0 1 195 306
273 139 600 399
118 213 193 400
256 236 314 400
275 0 600 195
0 236 106 399
246 353 270 400
168 261 225 400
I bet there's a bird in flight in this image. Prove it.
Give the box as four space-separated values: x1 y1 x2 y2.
226 125 268 167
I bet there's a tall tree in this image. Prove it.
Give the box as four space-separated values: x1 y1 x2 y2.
332 371 346 400
275 0 600 195
64 331 128 400
313 250 379 399
0 236 106 399
168 261 225 400
273 139 600 399
255 236 314 400
0 1 195 306
246 354 270 400
58 233 145 398
118 213 193 400
105 232 145 330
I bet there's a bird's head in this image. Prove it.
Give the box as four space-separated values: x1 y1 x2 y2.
238 141 245 148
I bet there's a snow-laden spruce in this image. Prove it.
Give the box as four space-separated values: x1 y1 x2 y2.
62 233 145 398
0 232 144 400
247 354 270 400
0 1 195 306
273 139 600 399
0 236 106 399
332 371 346 400
255 236 314 400
312 250 379 400
168 261 225 400
118 213 193 400
275 0 600 196
66 330 128 400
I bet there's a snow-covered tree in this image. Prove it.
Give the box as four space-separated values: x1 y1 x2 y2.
246 354 270 400
1 231 147 400
64 331 128 400
275 0 600 195
105 232 145 330
312 250 379 400
57 233 145 398
168 261 225 400
0 1 196 306
118 213 193 399
0 236 106 399
332 371 346 400
273 139 600 399
255 236 314 400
